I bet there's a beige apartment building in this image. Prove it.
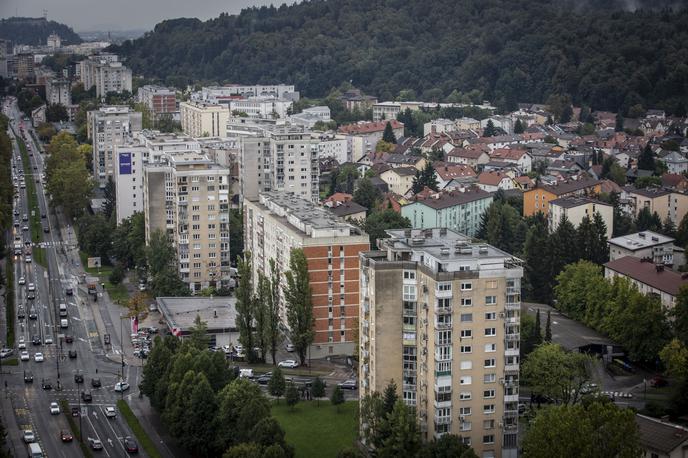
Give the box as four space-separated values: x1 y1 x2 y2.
360 228 522 458
180 101 229 138
244 192 370 357
143 152 231 293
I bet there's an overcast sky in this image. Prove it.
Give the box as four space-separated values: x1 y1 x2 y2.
2 0 281 31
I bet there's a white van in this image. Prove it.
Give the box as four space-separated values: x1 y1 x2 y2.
59 304 67 317
28 443 44 458
60 318 68 329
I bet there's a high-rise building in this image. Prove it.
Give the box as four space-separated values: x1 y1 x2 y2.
47 33 61 50
238 124 319 203
45 78 71 106
79 54 132 98
113 142 147 223
180 101 229 138
359 228 522 458
143 152 231 293
244 192 370 357
137 85 177 115
15 53 35 81
88 106 143 187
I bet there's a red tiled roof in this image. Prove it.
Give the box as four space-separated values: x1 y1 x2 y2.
447 147 487 159
604 256 688 296
338 120 404 135
478 171 511 186
324 193 353 205
490 148 529 161
433 162 476 180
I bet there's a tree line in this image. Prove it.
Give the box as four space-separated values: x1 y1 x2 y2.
112 0 688 115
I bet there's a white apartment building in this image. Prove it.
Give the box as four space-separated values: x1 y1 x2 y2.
45 78 71 106
134 130 200 163
88 106 143 187
197 84 299 102
316 134 349 164
360 228 522 457
47 33 61 49
228 98 293 119
238 124 319 203
79 53 119 90
113 142 147 222
180 101 229 138
80 55 132 99
372 101 424 121
143 152 231 293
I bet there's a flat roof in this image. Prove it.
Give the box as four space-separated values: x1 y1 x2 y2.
608 231 674 250
157 296 237 333
549 196 612 209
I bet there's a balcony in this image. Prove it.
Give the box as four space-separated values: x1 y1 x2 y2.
505 316 518 324
505 347 520 357
505 300 520 310
435 321 452 330
435 370 452 378
435 306 452 315
434 416 452 425
435 288 452 299
505 364 519 373
504 393 519 403
504 334 520 342
506 287 519 295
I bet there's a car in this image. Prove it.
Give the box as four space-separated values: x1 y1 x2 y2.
20 351 30 361
114 381 130 392
105 406 116 418
138 282 146 291
24 371 33 383
81 391 92 402
71 407 80 417
123 437 138 453
64 335 74 343
22 225 28 232
44 335 53 345
60 318 69 328
34 352 44 362
50 401 60 414
65 287 73 296
285 343 296 352
68 350 77 359
0 348 13 358
17 307 25 320
337 379 358 390
256 372 272 385
277 359 299 368
40 213 46 219
88 438 103 450
31 335 40 345
27 283 35 292
74 373 84 384
61 430 73 442
42 379 52 390
22 214 27 222
18 276 25 285
23 430 35 443
25 255 32 263
42 227 49 233
18 336 26 349
27 291 35 300
28 309 37 320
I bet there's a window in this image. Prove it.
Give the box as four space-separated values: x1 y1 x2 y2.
482 435 495 445
485 328 496 336
483 404 495 414
460 313 472 322
460 329 472 339
460 376 472 385
438 298 451 309
460 421 472 432
461 298 472 307
484 343 496 353
483 419 495 430
483 389 496 399
438 282 451 291
460 345 472 354
459 407 471 416
459 392 472 400
485 296 497 305
484 358 496 368
486 280 497 289
484 373 496 383
460 360 472 370
485 312 496 320
403 285 417 301
461 282 472 291
403 270 416 280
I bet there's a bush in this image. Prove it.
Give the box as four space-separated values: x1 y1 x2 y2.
109 264 125 285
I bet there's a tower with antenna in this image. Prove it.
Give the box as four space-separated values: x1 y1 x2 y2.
43 9 48 20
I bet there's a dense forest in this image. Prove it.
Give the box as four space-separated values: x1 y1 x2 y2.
0 17 82 46
111 0 688 115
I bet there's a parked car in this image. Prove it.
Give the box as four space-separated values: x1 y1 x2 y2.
44 335 53 345
65 287 73 296
64 335 74 343
256 372 272 385
337 379 358 390
0 348 13 358
277 359 299 369
285 343 296 352
68 350 77 359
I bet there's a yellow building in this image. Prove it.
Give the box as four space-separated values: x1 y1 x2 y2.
180 101 229 138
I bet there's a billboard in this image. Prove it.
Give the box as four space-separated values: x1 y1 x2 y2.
87 257 101 268
119 152 132 175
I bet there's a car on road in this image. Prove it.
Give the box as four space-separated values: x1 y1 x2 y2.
42 227 49 233
24 371 33 383
44 335 53 345
41 213 46 219
114 381 130 392
18 276 25 285
25 255 32 263
285 343 295 352
31 335 40 345
22 214 27 222
60 430 73 442
60 318 69 328
28 308 37 320
22 225 28 232
18 336 26 349
71 407 80 417
278 359 299 368
0 348 13 358
81 391 93 402
105 406 116 418
68 350 77 359
65 287 73 296
50 401 60 414
74 373 84 384
64 335 74 343
337 379 358 390
256 372 272 385
27 291 35 300
91 378 101 388
34 352 44 362
42 379 52 390
124 437 138 453
17 307 25 320
23 430 35 443
88 438 103 450
27 283 35 292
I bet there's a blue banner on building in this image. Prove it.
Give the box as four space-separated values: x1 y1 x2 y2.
119 152 132 175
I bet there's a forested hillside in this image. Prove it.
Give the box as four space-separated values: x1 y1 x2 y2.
112 0 688 115
0 17 82 45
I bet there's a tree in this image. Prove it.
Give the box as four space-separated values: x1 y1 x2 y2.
353 177 381 212
677 213 688 247
254 273 270 362
482 119 496 137
544 311 552 342
635 207 662 232
250 417 290 452
360 209 410 246
659 339 688 379
550 214 580 276
535 308 542 340
522 400 642 458
236 252 256 362
673 285 688 346
382 121 397 144
285 383 299 411
141 336 174 407
382 380 399 414
224 443 263 458
375 140 395 152
514 118 524 134
523 215 552 302
378 400 421 458
36 122 56 141
638 143 655 171
520 314 540 359
311 377 326 406
521 343 590 405
179 373 218 457
329 163 359 195
614 112 624 132
330 385 345 412
102 176 116 221
216 379 270 449
229 208 244 261
269 367 286 402
108 263 124 285
360 392 387 448
146 230 188 297
284 249 315 366
420 434 479 458
46 103 69 122
635 176 661 189
662 215 677 238
266 259 281 365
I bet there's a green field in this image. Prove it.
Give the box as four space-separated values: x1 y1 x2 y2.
78 251 130 304
271 401 358 458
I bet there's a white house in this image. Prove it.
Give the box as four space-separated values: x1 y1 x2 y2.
476 171 516 193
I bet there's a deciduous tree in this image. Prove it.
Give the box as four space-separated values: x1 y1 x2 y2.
521 343 589 404
236 252 256 362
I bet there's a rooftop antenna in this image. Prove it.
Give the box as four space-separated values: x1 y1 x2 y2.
43 9 48 20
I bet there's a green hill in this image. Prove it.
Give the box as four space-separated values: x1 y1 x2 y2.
0 17 83 46
112 0 688 115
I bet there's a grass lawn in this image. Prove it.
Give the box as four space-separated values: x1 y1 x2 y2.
272 400 358 458
78 251 130 305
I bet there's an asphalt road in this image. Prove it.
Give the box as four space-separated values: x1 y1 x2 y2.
2 98 145 458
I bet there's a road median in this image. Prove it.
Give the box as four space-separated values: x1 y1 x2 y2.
117 399 163 458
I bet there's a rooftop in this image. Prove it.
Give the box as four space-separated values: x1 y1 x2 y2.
624 186 672 198
537 177 601 196
338 120 404 135
608 231 674 250
408 188 492 210
636 414 688 455
549 196 612 209
157 296 237 334
604 256 688 296
328 201 368 218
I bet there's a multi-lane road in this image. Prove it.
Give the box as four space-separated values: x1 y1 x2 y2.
2 98 147 458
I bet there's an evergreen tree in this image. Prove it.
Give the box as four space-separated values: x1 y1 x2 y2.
236 252 256 362
545 311 552 342
535 309 542 343
591 212 610 264
284 249 315 366
180 373 219 457
662 215 677 238
378 401 421 458
266 259 282 365
483 120 496 137
353 177 382 212
523 216 552 303
635 207 662 232
189 315 209 350
383 380 399 414
637 143 655 171
550 215 579 278
615 112 624 132
269 367 286 402
382 121 397 144
102 176 116 221
330 385 345 412
514 118 524 134
677 213 688 247
285 383 299 411
311 377 326 406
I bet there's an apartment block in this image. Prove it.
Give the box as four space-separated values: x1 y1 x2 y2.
360 228 523 458
88 106 143 187
143 152 231 293
180 101 229 138
244 192 369 357
80 57 132 98
45 78 71 106
137 85 177 115
198 84 299 102
79 53 119 90
113 143 147 222
228 98 293 119
238 124 319 203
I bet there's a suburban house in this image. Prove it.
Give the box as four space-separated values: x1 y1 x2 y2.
608 231 684 268
446 147 490 168
384 153 427 171
326 201 368 221
379 167 417 196
604 256 688 308
401 187 493 237
338 120 405 161
515 175 535 190
523 178 602 217
661 173 688 191
489 148 533 173
636 414 688 458
660 150 688 174
548 197 614 238
433 162 477 189
476 171 516 193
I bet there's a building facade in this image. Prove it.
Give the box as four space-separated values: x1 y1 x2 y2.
244 192 370 357
137 85 177 115
113 143 147 223
360 228 522 457
143 152 231 293
88 106 143 187
179 101 229 138
608 231 681 267
45 78 71 106
548 197 614 239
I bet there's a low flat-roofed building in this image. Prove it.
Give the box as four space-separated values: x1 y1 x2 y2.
157 296 238 348
608 230 685 268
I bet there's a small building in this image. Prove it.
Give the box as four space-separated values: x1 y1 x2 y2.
327 201 367 221
548 197 613 239
636 414 688 458
604 256 688 308
476 171 516 193
523 178 601 217
608 231 683 267
157 296 239 348
379 167 417 196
